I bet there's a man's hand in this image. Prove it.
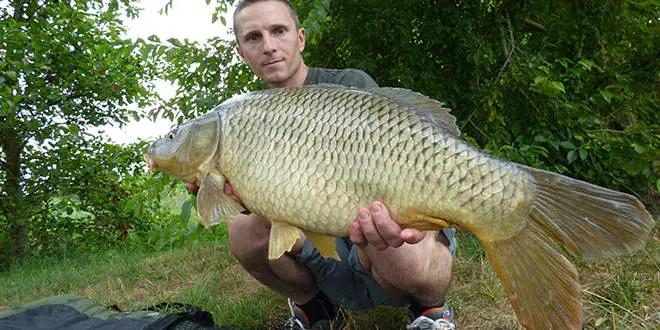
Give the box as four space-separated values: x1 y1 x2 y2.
349 201 425 250
187 181 243 205
186 183 200 196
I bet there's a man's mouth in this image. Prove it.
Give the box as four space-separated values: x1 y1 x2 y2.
263 59 283 67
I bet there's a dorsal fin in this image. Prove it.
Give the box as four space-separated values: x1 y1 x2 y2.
368 87 460 136
288 84 460 136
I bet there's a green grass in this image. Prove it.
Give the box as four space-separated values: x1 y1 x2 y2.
1 223 658 329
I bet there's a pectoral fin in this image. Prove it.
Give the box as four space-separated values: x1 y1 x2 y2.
268 221 303 260
305 232 340 260
197 174 246 227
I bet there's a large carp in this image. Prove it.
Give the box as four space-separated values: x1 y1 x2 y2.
145 84 654 329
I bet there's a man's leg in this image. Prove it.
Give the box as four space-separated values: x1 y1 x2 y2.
356 230 453 306
227 214 345 329
227 213 318 303
354 222 456 330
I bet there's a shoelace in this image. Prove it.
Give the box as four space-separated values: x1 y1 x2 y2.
283 317 308 330
283 298 309 330
283 298 348 330
406 315 456 330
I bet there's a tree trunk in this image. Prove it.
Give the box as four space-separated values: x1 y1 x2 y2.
4 0 28 264
2 125 27 263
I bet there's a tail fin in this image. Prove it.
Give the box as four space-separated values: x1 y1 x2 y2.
522 165 654 259
480 220 581 329
480 166 654 329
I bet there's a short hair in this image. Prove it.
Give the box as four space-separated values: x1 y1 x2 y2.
233 0 301 39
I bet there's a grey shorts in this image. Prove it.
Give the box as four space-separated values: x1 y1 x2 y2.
294 228 457 310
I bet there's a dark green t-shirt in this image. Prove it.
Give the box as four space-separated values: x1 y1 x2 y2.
304 67 378 89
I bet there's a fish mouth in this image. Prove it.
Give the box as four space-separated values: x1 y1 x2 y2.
144 153 156 176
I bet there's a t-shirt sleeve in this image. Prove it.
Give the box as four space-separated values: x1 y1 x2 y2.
306 67 379 89
336 69 379 89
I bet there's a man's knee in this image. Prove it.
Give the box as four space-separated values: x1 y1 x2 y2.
371 236 453 296
227 215 270 267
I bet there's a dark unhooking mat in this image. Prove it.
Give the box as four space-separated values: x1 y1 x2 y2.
0 295 223 330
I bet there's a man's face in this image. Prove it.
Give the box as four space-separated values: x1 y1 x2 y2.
235 1 306 88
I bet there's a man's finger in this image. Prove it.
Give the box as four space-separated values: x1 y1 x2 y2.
400 228 425 244
357 208 388 250
371 202 404 248
223 181 243 204
349 221 367 247
223 181 233 195
187 183 199 196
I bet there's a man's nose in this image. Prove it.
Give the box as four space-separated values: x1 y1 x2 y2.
262 35 276 54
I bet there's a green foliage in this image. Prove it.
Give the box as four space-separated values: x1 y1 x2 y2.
135 0 259 123
148 37 260 122
0 0 159 265
27 138 150 256
0 136 149 263
299 0 331 47
125 177 221 252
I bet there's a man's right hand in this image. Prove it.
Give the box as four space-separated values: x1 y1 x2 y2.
186 183 200 196
187 181 244 205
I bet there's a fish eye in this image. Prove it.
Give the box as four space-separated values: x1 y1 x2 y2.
167 131 176 141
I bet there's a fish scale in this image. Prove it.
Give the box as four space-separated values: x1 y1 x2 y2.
146 84 654 330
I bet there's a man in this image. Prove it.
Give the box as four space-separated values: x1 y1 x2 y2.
196 1 457 329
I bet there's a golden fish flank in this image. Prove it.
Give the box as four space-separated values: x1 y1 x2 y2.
145 84 654 330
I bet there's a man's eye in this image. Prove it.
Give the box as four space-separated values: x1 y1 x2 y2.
247 34 259 41
275 28 285 34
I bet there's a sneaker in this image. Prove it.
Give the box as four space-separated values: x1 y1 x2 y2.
283 298 349 330
406 304 455 330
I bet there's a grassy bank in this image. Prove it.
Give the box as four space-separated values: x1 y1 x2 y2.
1 225 658 329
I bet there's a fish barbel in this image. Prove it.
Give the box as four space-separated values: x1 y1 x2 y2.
145 84 654 329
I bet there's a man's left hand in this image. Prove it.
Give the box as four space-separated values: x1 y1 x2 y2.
349 201 425 250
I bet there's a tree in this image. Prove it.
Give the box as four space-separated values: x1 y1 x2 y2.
0 0 158 263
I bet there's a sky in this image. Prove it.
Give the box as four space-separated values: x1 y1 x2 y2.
101 0 235 144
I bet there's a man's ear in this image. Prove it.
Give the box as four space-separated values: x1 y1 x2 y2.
297 28 306 52
235 45 248 63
